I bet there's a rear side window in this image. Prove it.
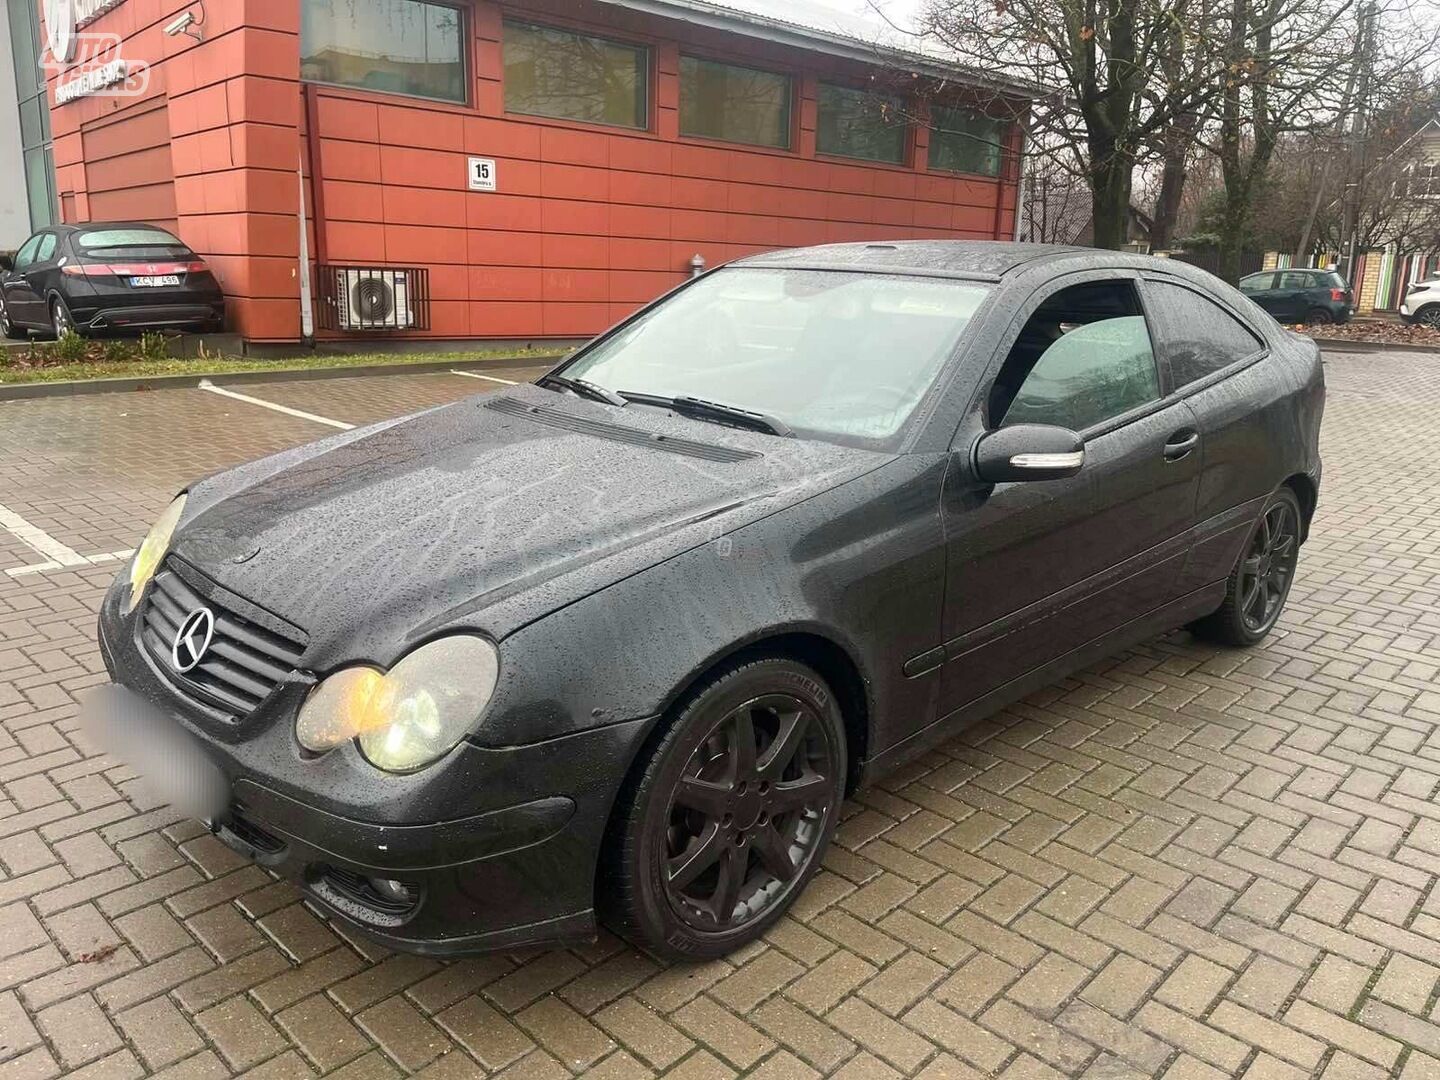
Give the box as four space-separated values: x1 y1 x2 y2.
35 234 57 261
1279 271 1316 289
1144 280 1263 390
77 228 183 250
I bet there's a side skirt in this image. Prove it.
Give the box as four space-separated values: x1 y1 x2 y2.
857 581 1227 785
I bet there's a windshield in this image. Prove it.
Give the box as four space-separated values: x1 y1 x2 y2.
560 267 990 444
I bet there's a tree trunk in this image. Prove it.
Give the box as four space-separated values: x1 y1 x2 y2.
1150 149 1187 250
1089 152 1132 250
1217 194 1250 285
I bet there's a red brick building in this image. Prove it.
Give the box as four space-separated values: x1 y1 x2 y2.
33 0 1034 344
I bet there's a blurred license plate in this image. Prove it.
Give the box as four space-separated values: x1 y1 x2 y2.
130 275 180 287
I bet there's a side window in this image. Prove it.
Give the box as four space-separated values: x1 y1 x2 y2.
12 234 42 270
1239 273 1273 294
34 234 57 262
989 280 1159 432
1144 280 1264 390
1279 271 1313 290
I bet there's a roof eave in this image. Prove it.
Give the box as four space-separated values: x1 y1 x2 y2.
592 0 1049 100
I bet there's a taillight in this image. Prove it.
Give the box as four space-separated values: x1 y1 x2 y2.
61 261 207 276
1330 288 1346 302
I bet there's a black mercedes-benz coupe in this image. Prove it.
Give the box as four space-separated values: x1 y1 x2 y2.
0 222 224 339
89 242 1323 960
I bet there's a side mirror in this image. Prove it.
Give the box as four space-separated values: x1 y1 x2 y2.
0 254 13 273
973 423 1085 483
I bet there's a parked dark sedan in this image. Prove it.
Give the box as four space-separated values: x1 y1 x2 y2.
1238 266 1352 324
86 242 1323 960
0 222 224 338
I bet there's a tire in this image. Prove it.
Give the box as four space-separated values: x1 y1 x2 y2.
602 656 846 961
1417 305 1440 329
1304 307 1333 326
0 298 24 340
1190 487 1302 646
50 296 81 339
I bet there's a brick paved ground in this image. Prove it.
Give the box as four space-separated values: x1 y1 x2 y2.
1 351 1438 1079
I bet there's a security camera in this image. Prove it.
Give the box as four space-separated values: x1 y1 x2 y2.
164 12 195 35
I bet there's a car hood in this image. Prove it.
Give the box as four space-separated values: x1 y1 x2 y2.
172 385 884 667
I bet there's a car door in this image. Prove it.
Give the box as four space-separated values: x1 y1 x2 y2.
1271 271 1312 323
1 233 45 327
1138 274 1282 589
1239 272 1279 317
24 232 62 327
936 272 1202 715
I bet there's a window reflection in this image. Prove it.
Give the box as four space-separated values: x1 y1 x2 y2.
680 57 790 149
301 0 466 103
929 106 1004 177
504 22 648 129
816 83 906 164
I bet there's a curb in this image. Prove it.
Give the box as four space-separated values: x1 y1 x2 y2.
0 352 564 401
1314 338 1440 355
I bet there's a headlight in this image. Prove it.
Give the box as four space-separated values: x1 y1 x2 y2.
295 636 499 773
124 494 186 614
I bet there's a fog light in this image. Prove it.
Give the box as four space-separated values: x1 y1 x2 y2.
368 877 414 905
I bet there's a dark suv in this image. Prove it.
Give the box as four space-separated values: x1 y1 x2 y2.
1238 268 1353 325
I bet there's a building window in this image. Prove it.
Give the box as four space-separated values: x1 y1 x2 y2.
300 0 467 104
503 22 648 129
816 83 907 164
929 105 1005 177
7 0 56 231
679 56 791 149
1398 161 1440 199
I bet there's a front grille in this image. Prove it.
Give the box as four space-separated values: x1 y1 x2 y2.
140 558 307 718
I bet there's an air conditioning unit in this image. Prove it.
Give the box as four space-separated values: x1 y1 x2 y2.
333 267 416 331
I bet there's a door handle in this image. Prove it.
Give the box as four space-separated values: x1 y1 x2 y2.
1164 431 1200 460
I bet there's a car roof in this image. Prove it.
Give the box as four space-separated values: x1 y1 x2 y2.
731 240 1227 284
733 240 1088 281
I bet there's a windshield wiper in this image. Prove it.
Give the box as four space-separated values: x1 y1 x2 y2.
536 374 626 407
619 392 793 437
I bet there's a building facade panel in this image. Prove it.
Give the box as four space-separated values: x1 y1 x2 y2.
26 0 1026 344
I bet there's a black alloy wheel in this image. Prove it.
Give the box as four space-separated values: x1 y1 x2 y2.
1191 487 1302 646
1237 499 1299 633
604 657 845 960
664 693 831 930
1419 306 1440 329
1304 307 1333 325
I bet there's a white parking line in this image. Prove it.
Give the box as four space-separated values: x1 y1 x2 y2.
198 379 355 430
0 502 93 567
450 369 518 385
0 501 135 577
5 549 133 579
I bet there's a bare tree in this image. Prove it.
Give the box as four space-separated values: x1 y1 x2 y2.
1210 0 1437 282
920 0 1230 250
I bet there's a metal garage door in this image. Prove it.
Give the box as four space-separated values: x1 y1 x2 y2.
81 95 177 231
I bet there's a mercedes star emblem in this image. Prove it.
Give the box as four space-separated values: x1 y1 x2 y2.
171 607 216 673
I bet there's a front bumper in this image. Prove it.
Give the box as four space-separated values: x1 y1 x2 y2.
95 580 655 955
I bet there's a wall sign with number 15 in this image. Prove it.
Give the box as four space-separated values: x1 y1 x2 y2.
468 157 498 192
